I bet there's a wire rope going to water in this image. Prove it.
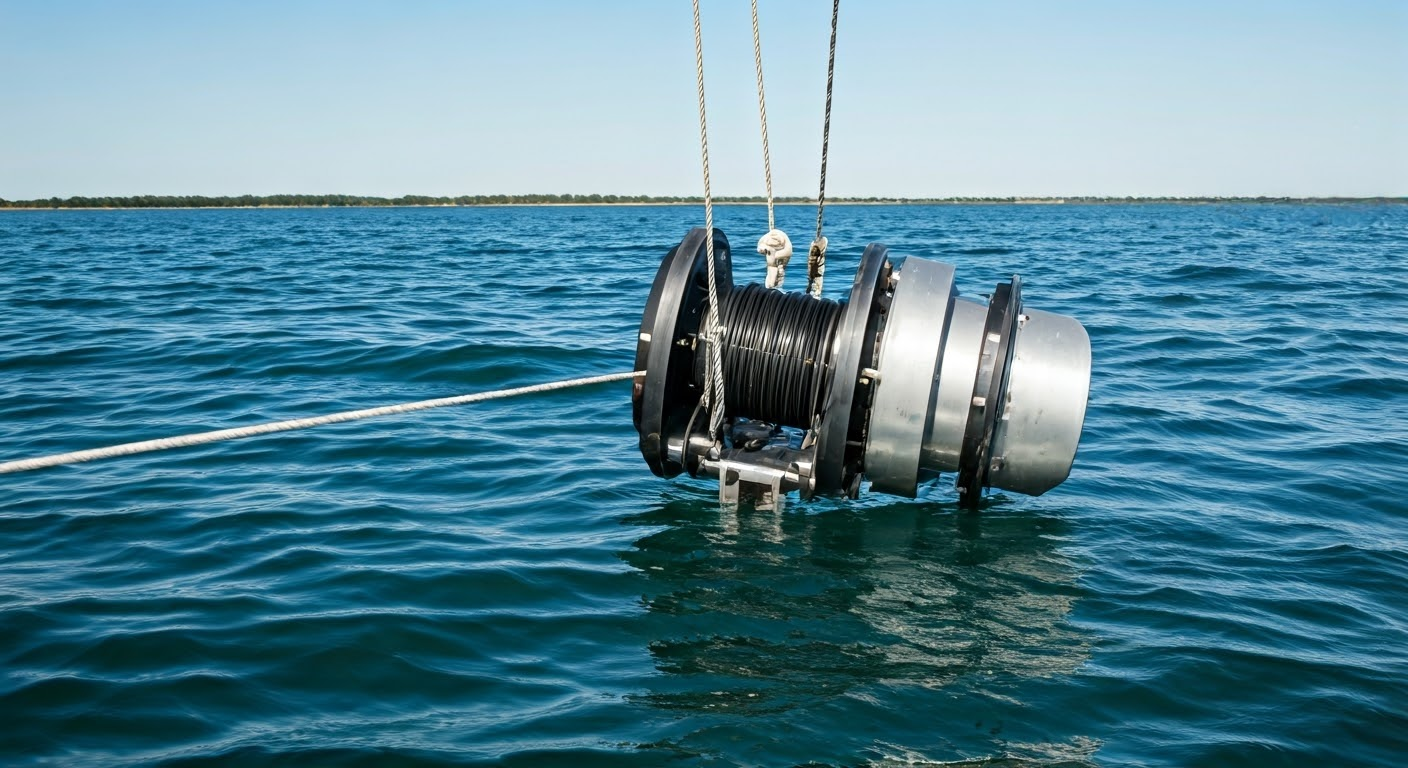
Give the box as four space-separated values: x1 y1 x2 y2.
690 0 728 442
0 371 640 475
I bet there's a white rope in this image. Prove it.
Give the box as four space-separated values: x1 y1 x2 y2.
751 0 793 291
0 371 640 475
691 0 727 441
750 0 775 233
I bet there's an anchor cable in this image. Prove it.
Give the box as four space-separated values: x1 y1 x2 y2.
0 371 640 475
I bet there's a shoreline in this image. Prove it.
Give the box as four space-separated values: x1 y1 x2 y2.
3 198 1405 211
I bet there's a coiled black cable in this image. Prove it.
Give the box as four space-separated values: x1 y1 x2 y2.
717 283 844 429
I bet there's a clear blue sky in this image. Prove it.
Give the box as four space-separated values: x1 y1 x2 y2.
2 1 1403 198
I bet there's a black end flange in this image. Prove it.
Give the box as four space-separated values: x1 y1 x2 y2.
956 275 1022 507
633 228 732 477
814 243 893 497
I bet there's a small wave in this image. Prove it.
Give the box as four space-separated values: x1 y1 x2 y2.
4 203 1407 767
1167 263 1257 279
953 246 1017 255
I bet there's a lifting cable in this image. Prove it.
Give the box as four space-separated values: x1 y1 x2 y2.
806 0 841 298
691 0 843 435
690 0 728 441
0 371 640 475
751 0 794 291
751 0 776 234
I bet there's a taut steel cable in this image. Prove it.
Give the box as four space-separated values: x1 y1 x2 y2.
751 0 775 232
807 0 841 298
0 371 640 475
690 0 728 441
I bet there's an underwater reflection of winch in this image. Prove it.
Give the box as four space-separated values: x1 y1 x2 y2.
633 228 1091 508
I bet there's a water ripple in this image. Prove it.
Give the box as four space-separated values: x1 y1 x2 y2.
1 204 1406 766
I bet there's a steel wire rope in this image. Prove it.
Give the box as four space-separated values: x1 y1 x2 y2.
691 0 728 441
750 0 776 232
0 371 640 475
807 0 841 297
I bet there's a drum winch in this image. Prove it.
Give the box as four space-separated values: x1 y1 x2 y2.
632 228 1091 508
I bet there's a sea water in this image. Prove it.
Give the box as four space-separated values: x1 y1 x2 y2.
1 204 1405 766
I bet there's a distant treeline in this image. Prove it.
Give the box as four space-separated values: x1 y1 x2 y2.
1 194 1403 209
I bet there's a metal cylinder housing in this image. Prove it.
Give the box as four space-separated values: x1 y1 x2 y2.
633 228 1091 506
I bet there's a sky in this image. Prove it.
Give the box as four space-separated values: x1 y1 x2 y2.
1 1 1404 199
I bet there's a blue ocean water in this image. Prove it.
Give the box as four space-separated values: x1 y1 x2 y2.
1 203 1405 767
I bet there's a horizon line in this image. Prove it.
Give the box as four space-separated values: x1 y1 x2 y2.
4 193 1406 210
